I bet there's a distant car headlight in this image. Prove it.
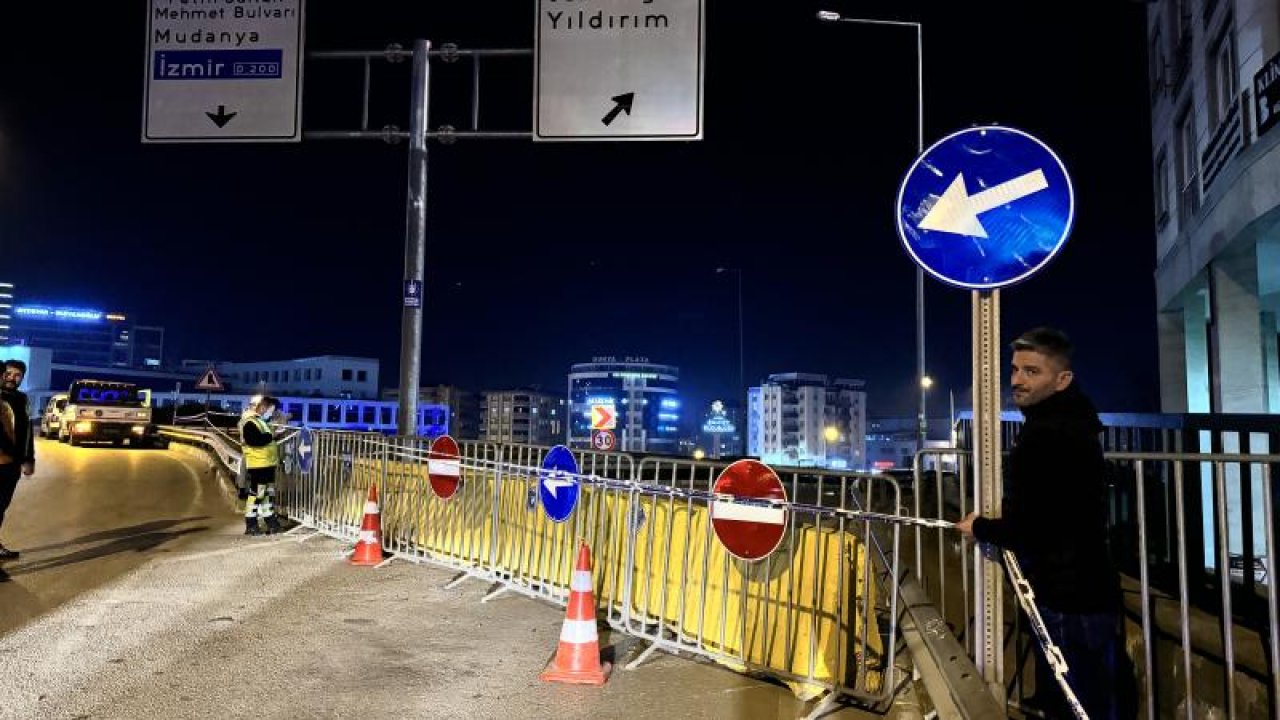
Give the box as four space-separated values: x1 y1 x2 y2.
132 425 146 434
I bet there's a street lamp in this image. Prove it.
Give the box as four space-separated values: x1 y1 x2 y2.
817 10 927 451
715 267 745 409
693 448 706 461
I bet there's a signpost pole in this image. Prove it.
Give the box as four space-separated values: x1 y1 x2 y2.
972 289 1004 703
396 39 430 438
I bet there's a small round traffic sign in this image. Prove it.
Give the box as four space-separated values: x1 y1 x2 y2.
896 125 1074 290
539 445 580 524
428 435 462 500
711 459 788 561
591 430 616 451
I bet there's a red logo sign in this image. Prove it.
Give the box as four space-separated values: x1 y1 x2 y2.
710 459 788 561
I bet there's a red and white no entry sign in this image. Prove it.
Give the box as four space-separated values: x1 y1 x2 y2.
710 459 788 561
428 435 462 500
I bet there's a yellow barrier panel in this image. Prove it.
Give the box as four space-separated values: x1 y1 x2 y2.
338 455 882 700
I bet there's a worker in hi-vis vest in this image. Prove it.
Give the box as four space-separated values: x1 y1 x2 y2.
238 395 283 535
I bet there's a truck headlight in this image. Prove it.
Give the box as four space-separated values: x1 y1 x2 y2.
75 421 94 432
132 426 146 434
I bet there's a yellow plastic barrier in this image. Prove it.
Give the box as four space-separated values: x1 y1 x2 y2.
333 455 882 699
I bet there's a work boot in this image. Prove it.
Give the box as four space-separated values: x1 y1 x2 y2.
264 516 283 535
0 543 18 560
244 519 262 536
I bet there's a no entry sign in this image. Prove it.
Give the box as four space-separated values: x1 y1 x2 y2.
710 459 788 561
428 435 462 500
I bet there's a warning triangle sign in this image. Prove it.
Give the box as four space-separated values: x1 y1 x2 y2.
195 366 224 391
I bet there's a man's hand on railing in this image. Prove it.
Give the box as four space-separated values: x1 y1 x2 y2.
954 512 977 539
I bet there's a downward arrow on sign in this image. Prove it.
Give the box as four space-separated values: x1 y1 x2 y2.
919 169 1049 238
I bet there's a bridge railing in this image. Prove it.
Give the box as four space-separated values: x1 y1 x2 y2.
911 447 1280 719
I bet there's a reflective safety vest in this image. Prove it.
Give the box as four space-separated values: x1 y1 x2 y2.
240 415 279 470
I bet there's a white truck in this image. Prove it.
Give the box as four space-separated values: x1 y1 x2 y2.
58 380 153 447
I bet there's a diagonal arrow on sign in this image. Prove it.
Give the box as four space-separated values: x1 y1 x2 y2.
919 169 1049 239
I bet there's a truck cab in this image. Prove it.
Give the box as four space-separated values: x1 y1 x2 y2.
59 380 153 447
40 393 69 438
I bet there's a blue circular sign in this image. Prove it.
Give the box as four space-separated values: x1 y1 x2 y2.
538 445 580 524
297 427 314 474
896 126 1074 290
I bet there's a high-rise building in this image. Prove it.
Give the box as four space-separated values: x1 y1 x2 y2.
384 385 482 440
8 304 157 368
748 373 866 470
0 282 13 344
481 390 564 445
567 357 681 454
1147 0 1280 413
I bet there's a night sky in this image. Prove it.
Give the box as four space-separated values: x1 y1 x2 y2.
0 1 1158 417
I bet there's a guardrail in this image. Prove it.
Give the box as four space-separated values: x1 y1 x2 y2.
912 447 1280 719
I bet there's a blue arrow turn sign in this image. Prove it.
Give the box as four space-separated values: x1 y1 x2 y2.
539 445 580 524
897 126 1074 290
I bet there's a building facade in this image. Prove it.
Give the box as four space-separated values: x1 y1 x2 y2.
8 303 162 368
481 390 564 445
0 282 12 344
1148 0 1280 414
205 356 380 399
567 357 681 454
384 385 482 440
748 373 866 470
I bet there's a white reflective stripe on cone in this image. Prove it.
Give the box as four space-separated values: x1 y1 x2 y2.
571 570 593 593
358 530 379 544
559 619 598 644
712 501 785 525
428 459 461 477
364 502 379 515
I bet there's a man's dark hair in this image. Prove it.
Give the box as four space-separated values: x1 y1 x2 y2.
1011 327 1073 370
3 359 26 374
259 395 280 409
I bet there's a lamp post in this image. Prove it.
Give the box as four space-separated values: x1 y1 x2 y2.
817 10 927 452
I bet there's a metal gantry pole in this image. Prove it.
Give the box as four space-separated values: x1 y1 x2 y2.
972 289 1004 703
397 39 431 437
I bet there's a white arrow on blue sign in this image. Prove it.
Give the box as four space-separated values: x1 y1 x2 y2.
297 427 313 474
539 444 580 524
896 125 1074 290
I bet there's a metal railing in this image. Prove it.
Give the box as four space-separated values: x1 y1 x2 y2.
912 447 1280 720
269 432 927 714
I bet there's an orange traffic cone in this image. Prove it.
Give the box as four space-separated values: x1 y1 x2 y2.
540 540 611 685
350 484 385 566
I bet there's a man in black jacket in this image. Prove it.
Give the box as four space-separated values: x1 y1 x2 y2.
0 359 37 560
955 328 1125 719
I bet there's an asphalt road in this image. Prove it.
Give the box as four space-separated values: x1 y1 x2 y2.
0 440 922 719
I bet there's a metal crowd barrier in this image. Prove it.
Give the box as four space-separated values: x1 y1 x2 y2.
911 447 1280 720
272 432 908 712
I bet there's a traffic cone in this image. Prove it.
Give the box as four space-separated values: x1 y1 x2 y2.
350 484 384 566
540 540 611 685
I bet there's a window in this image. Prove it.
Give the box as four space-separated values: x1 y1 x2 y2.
381 408 392 425
362 407 375 424
304 369 312 381
1209 28 1237 126
315 369 322 380
293 369 301 382
308 404 322 423
342 369 353 381
357 370 368 382
1154 150 1170 226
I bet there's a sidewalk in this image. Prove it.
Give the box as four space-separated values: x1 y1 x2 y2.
0 520 904 719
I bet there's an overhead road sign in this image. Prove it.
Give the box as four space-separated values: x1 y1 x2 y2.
143 0 306 142
534 0 704 141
